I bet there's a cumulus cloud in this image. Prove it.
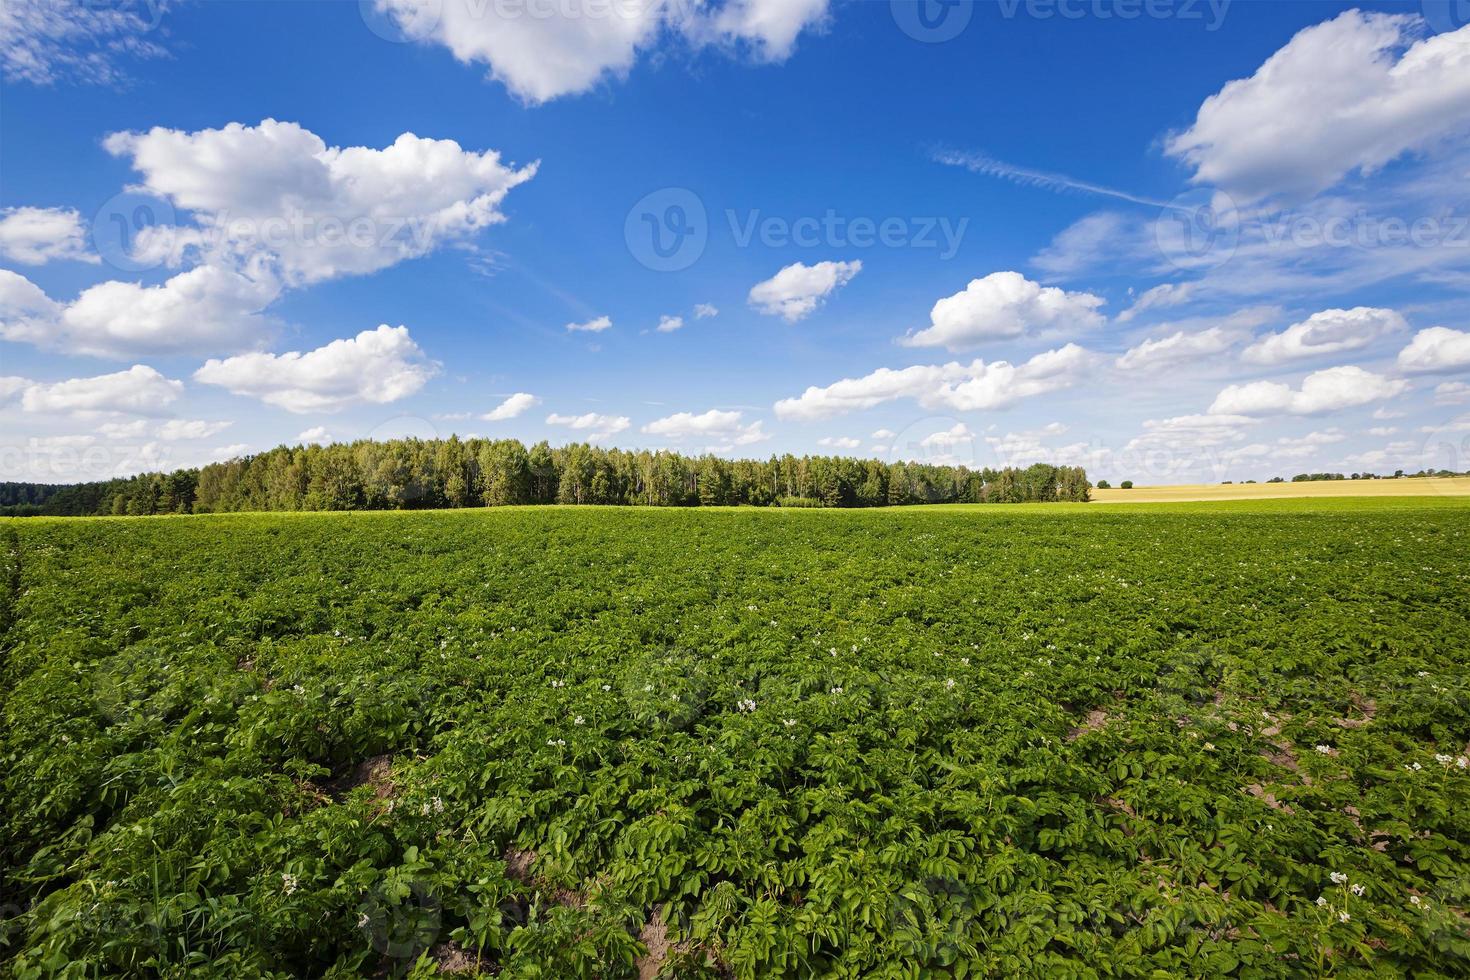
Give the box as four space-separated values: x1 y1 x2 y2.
19 365 183 416
694 303 719 319
685 0 831 60
373 0 830 104
817 435 860 449
748 260 860 322
920 423 973 450
1397 326 1470 373
296 426 331 444
104 119 537 286
1243 307 1407 364
566 315 612 333
0 0 169 86
481 392 540 420
1116 326 1237 372
656 315 684 333
0 265 279 358
774 343 1094 421
1209 365 1409 416
193 324 437 413
871 428 896 440
0 206 97 265
1165 11 1470 204
642 409 768 446
901 271 1104 351
546 411 630 440
1436 381 1470 405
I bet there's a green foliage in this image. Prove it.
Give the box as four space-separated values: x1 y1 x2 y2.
2 501 1468 977
0 440 1091 517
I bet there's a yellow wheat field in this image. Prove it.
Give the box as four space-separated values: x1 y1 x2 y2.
1091 477 1470 503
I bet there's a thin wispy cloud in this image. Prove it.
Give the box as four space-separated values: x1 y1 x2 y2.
934 149 1170 209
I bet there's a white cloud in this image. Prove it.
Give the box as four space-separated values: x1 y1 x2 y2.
774 343 1094 421
0 265 279 358
19 365 183 416
694 303 719 319
297 426 331 444
1397 326 1470 373
642 408 768 446
193 325 437 413
1209 365 1409 416
1436 381 1470 405
99 419 149 439
920 423 973 450
1116 325 1236 372
686 0 831 60
211 443 250 461
1117 282 1196 323
748 260 860 322
1368 426 1400 437
870 428 896 440
156 419 232 441
481 392 540 420
1032 212 1131 279
817 435 860 449
1165 11 1470 204
105 119 537 286
656 315 684 333
546 411 630 440
566 315 612 333
901 271 1104 351
1243 307 1407 364
0 0 168 85
374 0 829 105
0 207 97 265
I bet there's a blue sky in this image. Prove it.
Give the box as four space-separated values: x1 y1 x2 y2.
3 0 1470 485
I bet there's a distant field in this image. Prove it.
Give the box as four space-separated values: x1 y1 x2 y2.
1093 476 1470 503
2 501 1468 977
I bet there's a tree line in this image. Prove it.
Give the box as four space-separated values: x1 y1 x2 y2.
0 438 1092 517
